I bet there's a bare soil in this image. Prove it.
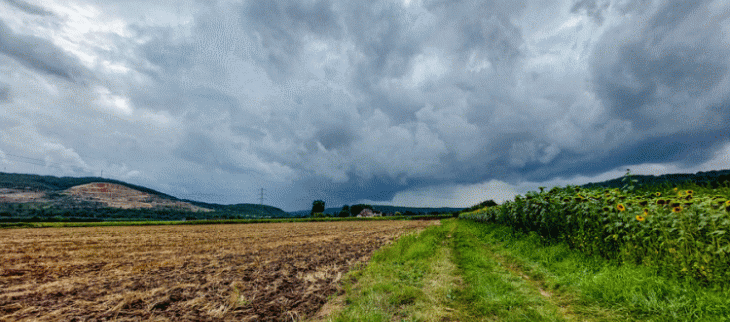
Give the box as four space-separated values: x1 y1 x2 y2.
62 183 209 211
0 189 46 203
0 220 433 321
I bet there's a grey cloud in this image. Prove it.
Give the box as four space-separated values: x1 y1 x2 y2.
3 0 53 16
646 1 705 31
315 127 356 151
242 0 341 80
345 2 421 79
6 0 726 211
613 0 653 14
458 15 523 70
140 31 195 75
425 0 526 67
0 83 9 103
592 0 730 127
173 132 250 175
0 20 90 83
571 0 609 24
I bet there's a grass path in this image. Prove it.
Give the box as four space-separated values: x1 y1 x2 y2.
315 219 728 321
452 220 628 322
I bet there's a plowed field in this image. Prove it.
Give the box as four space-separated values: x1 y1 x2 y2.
0 220 434 321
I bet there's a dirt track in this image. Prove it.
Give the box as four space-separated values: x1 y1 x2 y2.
0 220 433 321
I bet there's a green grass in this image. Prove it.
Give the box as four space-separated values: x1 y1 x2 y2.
458 220 730 321
331 220 461 321
452 220 571 321
327 219 730 321
0 215 448 229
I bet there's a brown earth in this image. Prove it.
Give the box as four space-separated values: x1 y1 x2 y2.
0 188 47 203
62 182 210 211
0 220 434 321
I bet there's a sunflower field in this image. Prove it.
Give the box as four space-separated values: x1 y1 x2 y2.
460 175 730 286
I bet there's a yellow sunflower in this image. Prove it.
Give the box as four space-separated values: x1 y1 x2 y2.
672 206 683 213
617 204 626 212
636 215 645 222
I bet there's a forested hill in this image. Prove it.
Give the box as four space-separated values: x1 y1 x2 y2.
0 172 289 220
184 201 292 218
0 172 179 200
580 169 730 189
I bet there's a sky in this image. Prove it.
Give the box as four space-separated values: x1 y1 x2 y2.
1 0 729 211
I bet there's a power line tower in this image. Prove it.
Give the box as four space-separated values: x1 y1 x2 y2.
259 188 265 206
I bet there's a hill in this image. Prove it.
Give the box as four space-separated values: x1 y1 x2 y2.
580 169 730 190
0 172 289 221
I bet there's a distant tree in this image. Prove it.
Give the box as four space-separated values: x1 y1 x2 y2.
338 205 350 217
311 200 325 216
350 204 373 217
458 199 498 214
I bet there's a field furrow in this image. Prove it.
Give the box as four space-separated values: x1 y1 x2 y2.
0 220 433 321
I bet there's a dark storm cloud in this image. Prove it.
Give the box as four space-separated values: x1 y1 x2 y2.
173 132 252 175
242 0 341 80
0 83 9 103
315 127 356 150
6 0 730 210
591 0 730 127
0 20 89 83
2 0 53 16
345 1 420 79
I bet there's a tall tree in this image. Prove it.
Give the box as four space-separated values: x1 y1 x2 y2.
349 204 373 217
338 205 350 217
311 200 325 216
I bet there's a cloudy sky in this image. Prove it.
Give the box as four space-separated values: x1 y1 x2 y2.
1 0 729 211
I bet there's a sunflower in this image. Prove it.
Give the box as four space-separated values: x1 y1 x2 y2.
673 187 678 192
643 208 649 216
725 200 730 207
639 200 648 206
636 215 645 222
655 192 661 197
686 190 693 195
672 206 683 213
617 204 626 212
657 199 666 205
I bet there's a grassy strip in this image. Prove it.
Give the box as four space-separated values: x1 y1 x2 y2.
0 215 449 229
330 220 461 321
453 219 577 321
458 220 730 321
